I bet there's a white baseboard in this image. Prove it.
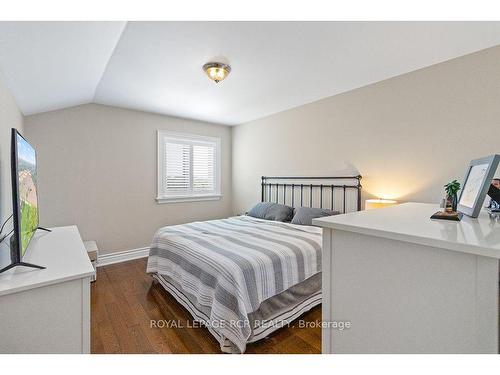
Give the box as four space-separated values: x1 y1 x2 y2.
97 247 150 267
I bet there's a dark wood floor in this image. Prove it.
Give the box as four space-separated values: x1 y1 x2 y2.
91 258 321 354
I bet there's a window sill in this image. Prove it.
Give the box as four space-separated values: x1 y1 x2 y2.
156 194 222 204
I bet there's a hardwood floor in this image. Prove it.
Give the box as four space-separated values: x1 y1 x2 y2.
91 258 321 354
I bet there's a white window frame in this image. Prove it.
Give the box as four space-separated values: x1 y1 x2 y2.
156 130 222 204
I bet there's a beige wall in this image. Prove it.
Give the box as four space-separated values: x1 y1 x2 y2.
24 104 232 254
0 73 23 267
232 46 500 214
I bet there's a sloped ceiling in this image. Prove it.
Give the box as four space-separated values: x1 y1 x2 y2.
0 22 126 115
1 21 500 125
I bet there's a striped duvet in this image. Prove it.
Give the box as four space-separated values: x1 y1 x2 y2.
146 215 322 353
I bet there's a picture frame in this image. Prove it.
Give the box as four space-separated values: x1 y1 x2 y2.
457 154 500 218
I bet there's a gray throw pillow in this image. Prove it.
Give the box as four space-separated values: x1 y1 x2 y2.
247 202 294 222
291 207 340 226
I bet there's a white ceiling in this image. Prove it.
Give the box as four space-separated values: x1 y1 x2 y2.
0 22 126 115
1 22 500 125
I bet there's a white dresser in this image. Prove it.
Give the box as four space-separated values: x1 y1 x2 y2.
314 203 500 354
0 226 94 353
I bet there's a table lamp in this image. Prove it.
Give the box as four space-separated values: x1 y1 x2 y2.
365 198 398 210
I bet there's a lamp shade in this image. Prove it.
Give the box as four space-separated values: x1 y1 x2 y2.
365 199 398 210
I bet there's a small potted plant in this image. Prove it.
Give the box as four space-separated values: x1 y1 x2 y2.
444 180 461 212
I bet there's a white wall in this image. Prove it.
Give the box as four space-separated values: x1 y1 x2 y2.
0 73 23 268
232 46 500 214
24 104 232 255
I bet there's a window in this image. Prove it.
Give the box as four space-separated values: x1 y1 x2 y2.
157 131 221 203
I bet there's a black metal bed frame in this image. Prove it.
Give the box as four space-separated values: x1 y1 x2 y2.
261 175 362 213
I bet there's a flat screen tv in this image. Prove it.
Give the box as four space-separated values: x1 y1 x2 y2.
0 129 48 274
12 128 39 255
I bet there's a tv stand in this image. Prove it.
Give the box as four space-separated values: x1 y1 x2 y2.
0 226 94 353
0 228 50 274
0 261 45 274
0 234 47 274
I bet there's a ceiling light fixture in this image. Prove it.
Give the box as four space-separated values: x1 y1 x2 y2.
203 62 231 83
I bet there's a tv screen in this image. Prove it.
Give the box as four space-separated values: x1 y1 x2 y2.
11 128 39 258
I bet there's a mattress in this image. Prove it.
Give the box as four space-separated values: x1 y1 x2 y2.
146 216 322 353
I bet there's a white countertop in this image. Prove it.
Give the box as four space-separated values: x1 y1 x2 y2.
0 226 94 296
313 202 500 259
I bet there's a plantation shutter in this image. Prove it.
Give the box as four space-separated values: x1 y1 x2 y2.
159 132 220 200
193 144 215 193
164 140 191 195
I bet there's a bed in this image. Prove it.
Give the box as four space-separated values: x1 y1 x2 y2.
147 176 362 353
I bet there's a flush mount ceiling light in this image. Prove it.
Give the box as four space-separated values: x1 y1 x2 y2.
203 62 231 83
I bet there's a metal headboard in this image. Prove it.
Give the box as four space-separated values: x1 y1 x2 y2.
261 175 362 213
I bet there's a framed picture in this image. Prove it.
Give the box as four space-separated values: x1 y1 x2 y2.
457 154 500 218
